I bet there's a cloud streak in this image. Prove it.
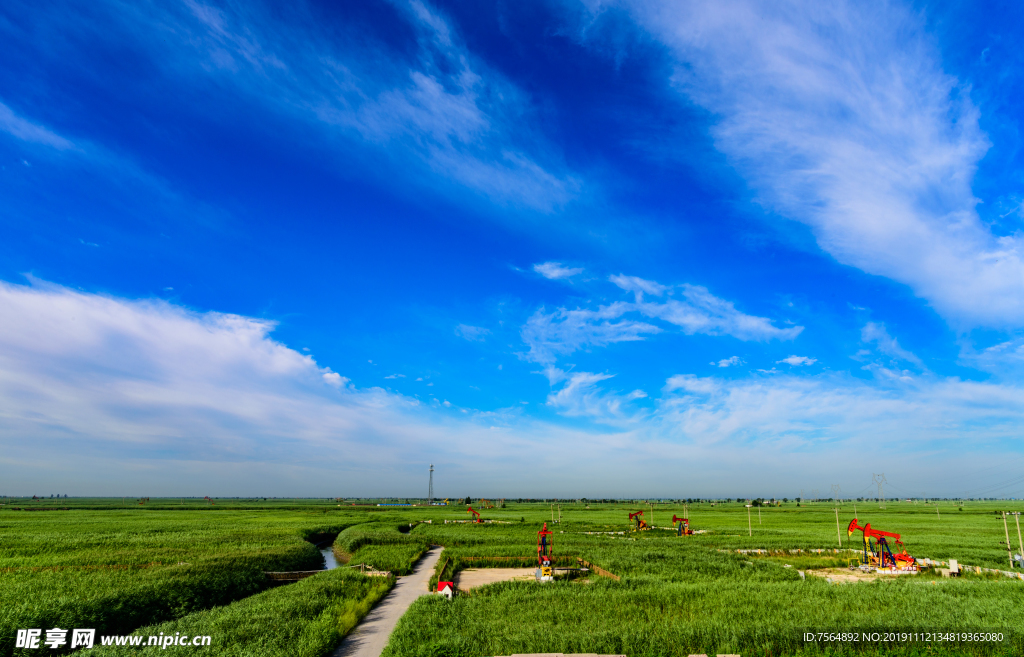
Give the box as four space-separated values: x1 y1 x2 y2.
534 262 584 280
145 0 579 211
0 101 76 150
586 0 1024 328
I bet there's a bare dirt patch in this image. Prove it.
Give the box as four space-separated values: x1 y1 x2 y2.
805 567 921 583
455 567 536 590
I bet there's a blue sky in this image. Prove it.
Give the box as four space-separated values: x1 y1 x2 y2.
2 0 1024 498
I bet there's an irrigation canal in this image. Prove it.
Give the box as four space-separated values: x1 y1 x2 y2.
321 545 339 570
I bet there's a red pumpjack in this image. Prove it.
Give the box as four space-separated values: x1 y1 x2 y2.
537 521 553 567
847 518 916 569
466 506 482 523
672 514 693 535
629 510 649 531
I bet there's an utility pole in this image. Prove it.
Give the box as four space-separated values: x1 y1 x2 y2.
758 504 761 524
1003 512 1014 568
872 473 887 510
834 506 842 547
936 504 940 519
746 505 752 536
1015 512 1023 567
427 464 434 507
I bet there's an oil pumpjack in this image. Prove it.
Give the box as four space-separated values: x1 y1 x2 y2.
536 522 554 581
847 518 917 571
629 510 649 532
672 514 693 535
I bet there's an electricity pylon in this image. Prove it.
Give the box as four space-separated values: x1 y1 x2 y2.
873 473 887 510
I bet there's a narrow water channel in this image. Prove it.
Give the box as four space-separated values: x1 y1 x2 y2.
321 546 338 570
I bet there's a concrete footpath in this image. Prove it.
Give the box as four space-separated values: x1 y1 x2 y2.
331 547 442 657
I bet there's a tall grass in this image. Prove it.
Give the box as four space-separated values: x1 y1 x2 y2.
91 568 392 656
0 510 363 657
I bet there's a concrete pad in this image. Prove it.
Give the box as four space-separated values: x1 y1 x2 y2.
455 567 537 590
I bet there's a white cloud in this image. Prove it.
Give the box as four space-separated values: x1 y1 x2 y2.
2 280 1023 496
963 336 1024 376
777 355 816 366
713 356 743 368
589 0 1024 328
522 275 800 364
609 274 667 297
322 370 348 386
454 323 491 341
384 373 406 379
534 262 584 280
637 285 802 341
861 322 924 367
655 372 1024 459
0 280 644 494
545 370 647 423
0 101 76 150
521 303 661 364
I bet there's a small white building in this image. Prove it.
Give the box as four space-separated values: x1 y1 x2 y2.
437 581 454 599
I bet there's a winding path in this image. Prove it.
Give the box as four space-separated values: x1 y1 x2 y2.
331 547 442 657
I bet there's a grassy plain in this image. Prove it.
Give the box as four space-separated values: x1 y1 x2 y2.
3 498 1023 657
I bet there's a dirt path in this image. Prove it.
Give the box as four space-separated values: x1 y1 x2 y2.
455 567 536 590
331 547 442 657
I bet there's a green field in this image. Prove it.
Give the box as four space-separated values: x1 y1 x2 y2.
3 498 1023 656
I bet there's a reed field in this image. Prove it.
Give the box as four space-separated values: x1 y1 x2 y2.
3 498 1023 656
90 568 392 657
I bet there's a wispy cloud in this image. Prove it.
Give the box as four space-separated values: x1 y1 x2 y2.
656 372 1024 457
713 356 743 368
0 101 76 150
544 369 647 424
97 0 579 211
609 274 668 297
534 262 584 280
582 0 1024 328
455 324 491 341
522 273 800 364
777 355 816 366
860 322 923 368
636 285 802 341
522 302 660 365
